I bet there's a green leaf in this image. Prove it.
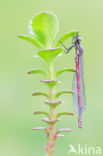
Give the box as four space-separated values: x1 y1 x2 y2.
17 34 44 49
57 112 74 118
45 99 63 108
56 90 74 98
41 80 60 87
56 68 76 77
29 11 59 48
42 118 60 125
56 128 72 134
32 127 47 131
32 92 48 98
56 30 78 47
33 111 49 116
27 69 47 76
37 48 63 64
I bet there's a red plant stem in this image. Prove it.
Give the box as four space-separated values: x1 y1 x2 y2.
46 62 56 156
75 55 82 128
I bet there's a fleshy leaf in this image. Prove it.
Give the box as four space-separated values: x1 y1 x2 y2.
17 34 43 49
37 48 63 64
32 92 48 98
33 111 49 116
57 112 74 118
56 30 78 47
45 99 63 108
56 90 74 98
56 134 64 138
29 11 59 48
42 118 60 124
41 80 60 87
56 128 72 134
56 68 76 77
27 69 47 76
32 127 47 131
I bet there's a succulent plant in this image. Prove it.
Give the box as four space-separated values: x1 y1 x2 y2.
17 11 78 156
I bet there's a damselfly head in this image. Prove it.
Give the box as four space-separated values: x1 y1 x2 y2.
77 36 83 41
74 32 83 42
76 34 83 41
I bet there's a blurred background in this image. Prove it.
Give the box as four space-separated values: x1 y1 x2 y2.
0 0 103 155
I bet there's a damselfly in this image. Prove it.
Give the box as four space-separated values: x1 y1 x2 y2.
61 33 86 128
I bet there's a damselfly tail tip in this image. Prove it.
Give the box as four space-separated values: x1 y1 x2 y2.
78 124 82 128
78 121 82 128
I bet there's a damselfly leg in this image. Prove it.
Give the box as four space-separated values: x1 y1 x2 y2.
59 41 75 54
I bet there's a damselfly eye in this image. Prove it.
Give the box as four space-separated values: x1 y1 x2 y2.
77 36 83 41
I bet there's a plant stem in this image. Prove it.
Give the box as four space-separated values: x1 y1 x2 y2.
46 62 56 156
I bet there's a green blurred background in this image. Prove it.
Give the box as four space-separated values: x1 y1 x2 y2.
0 0 103 155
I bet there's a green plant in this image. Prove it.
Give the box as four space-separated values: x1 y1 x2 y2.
17 11 78 156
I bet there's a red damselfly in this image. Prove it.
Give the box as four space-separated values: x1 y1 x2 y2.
61 33 86 128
